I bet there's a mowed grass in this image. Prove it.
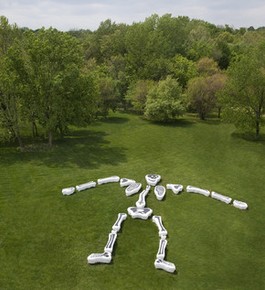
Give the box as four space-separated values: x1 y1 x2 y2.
0 112 265 290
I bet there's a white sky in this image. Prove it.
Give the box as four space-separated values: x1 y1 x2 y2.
1 0 265 31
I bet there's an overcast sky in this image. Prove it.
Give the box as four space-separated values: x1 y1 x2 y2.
1 0 264 31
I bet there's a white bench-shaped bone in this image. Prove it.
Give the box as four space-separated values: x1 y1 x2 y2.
211 191 232 204
125 183 142 196
166 184 183 194
76 181 96 192
97 176 120 185
154 185 166 201
104 232 117 253
87 252 112 264
152 215 168 237
112 213 127 233
120 178 136 187
186 185 210 197
136 185 151 208
233 200 248 210
145 174 161 186
62 187 75 196
154 258 176 273
127 207 153 220
156 238 167 260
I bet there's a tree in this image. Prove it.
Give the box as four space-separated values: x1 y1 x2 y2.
144 76 185 122
125 80 154 113
170 54 197 88
196 57 219 76
97 75 119 117
15 28 98 146
0 16 19 56
220 44 265 137
186 73 226 120
0 16 24 147
186 21 215 60
0 56 24 147
213 31 234 69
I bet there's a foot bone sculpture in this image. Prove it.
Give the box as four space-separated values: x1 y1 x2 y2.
63 173 248 274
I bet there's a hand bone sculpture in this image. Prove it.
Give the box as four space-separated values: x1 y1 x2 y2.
63 174 248 274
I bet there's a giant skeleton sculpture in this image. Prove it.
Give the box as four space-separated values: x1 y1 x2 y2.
62 174 248 274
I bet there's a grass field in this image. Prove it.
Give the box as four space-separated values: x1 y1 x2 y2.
0 112 265 290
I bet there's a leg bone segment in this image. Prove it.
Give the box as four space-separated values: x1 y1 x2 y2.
156 238 167 260
152 215 168 237
112 213 127 233
104 232 117 253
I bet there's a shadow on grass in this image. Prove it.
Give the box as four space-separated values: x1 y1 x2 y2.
100 115 129 124
231 131 265 143
197 118 221 125
0 129 127 169
145 118 194 128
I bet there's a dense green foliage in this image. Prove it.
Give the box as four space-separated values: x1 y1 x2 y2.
221 43 265 137
1 14 265 147
145 76 185 121
0 112 264 289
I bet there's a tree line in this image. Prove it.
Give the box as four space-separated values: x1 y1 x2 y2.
1 14 265 149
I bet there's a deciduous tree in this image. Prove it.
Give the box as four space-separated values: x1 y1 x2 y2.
221 43 265 137
16 28 98 146
186 73 226 120
145 76 185 122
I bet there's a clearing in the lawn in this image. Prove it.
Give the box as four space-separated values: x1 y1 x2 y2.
0 112 264 290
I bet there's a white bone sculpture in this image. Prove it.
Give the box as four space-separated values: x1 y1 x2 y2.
211 191 232 204
145 174 161 186
87 252 112 264
62 187 75 195
154 258 176 273
186 185 210 197
166 184 183 194
125 182 142 196
233 200 248 210
76 181 96 192
64 173 248 274
127 206 153 220
120 178 136 187
104 232 117 253
112 213 127 232
156 238 167 259
136 185 151 208
97 176 120 185
154 185 166 201
152 215 168 237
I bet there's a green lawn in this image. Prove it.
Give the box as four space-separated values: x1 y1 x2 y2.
0 112 264 290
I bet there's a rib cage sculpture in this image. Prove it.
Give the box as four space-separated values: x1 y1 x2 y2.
62 174 248 274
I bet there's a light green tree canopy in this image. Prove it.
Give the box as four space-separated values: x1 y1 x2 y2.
145 76 185 122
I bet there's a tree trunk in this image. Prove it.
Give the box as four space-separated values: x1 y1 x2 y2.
32 121 38 138
255 120 260 138
16 133 24 149
10 124 24 150
218 107 221 118
48 131 53 147
199 112 205 120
